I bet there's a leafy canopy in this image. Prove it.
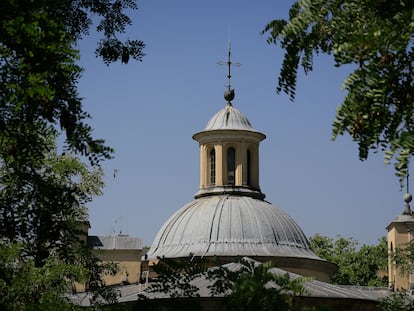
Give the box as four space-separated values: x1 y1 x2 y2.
391 239 414 278
379 291 414 311
0 0 145 165
0 0 145 309
0 133 104 264
0 147 120 309
262 0 414 182
310 234 388 286
138 257 310 311
137 256 207 311
207 259 308 311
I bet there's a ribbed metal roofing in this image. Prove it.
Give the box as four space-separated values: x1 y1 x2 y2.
110 260 391 304
146 195 319 260
204 102 254 131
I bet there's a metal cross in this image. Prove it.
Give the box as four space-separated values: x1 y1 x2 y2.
217 41 241 91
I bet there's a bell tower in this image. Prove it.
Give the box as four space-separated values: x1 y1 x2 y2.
387 181 414 291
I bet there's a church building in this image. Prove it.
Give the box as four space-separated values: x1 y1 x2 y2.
143 78 336 282
72 49 405 310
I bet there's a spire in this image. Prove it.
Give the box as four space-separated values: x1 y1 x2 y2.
403 173 412 215
218 39 241 103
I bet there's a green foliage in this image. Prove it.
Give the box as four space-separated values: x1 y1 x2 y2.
76 245 121 306
379 292 414 311
0 145 120 309
0 0 145 165
136 258 336 311
0 1 143 309
390 239 414 278
208 259 307 311
262 0 414 182
0 241 120 311
137 256 207 311
149 256 207 299
310 234 388 286
0 241 85 311
0 133 103 264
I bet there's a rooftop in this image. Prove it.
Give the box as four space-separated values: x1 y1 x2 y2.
88 235 142 250
146 195 319 260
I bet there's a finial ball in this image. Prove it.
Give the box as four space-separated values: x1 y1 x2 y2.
224 89 235 102
404 192 412 203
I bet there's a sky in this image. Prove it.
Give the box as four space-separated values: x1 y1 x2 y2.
76 0 412 247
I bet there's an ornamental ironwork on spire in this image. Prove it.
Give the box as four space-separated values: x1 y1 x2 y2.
403 174 412 215
218 40 240 103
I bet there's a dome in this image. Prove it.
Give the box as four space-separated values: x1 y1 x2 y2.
144 97 337 282
204 102 254 131
146 195 320 260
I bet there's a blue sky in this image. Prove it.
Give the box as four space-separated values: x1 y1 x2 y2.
77 1 411 247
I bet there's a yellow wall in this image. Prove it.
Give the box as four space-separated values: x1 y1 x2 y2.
194 130 263 190
387 220 414 291
74 249 142 292
94 249 142 286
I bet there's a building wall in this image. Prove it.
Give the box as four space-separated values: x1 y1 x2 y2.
93 249 142 286
387 220 414 291
73 248 142 292
72 231 143 292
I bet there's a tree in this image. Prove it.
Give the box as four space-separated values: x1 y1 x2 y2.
0 0 145 253
0 241 120 310
207 259 308 311
1 0 144 165
0 241 84 311
0 130 103 262
310 234 388 286
379 292 414 311
135 258 316 311
1 1 144 308
137 256 207 311
262 0 414 182
391 239 414 278
0 141 122 309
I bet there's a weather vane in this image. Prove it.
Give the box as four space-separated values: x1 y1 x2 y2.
217 39 241 102
403 172 412 214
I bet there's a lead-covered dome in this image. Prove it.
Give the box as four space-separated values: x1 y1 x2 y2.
204 102 254 131
146 195 319 260
145 97 337 281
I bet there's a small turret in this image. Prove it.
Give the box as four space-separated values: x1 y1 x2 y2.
387 175 414 290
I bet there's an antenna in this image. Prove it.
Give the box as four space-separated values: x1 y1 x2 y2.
112 216 125 236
